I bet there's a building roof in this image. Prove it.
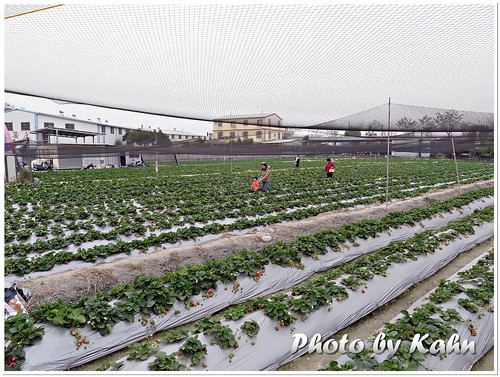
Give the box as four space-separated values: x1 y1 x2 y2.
214 113 283 121
30 127 104 138
5 108 205 136
5 109 124 128
261 138 302 144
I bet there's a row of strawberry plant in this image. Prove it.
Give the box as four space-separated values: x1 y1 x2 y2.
1 178 472 243
323 250 494 371
11 206 494 371
98 214 494 371
5 159 492 242
4 187 493 276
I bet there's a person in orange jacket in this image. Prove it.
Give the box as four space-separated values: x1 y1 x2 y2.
325 158 335 178
250 177 260 192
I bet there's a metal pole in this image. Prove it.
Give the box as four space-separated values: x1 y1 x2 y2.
155 129 158 175
385 97 391 210
450 133 460 184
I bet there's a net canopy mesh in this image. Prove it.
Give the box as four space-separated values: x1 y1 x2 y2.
4 3 495 133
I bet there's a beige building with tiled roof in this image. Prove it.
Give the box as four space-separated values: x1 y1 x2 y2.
213 113 284 143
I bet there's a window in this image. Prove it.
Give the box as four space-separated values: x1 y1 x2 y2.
5 122 13 131
230 121 236 128
65 123 75 130
256 131 262 138
274 134 276 138
185 135 189 139
218 122 223 127
21 122 31 131
218 131 223 139
230 131 235 138
244 120 248 126
268 119 272 126
278 120 282 127
44 122 54 128
118 128 122 135
101 125 106 133
242 131 248 138
268 131 271 139
110 127 115 134
257 119 262 125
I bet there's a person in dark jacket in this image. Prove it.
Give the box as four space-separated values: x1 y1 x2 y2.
325 158 335 178
295 155 300 168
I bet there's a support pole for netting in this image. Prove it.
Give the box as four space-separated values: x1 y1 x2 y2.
385 97 391 210
450 133 460 184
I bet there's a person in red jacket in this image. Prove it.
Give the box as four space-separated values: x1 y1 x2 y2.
325 158 335 178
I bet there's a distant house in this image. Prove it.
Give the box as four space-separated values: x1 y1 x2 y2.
213 113 284 143
4 108 207 169
261 138 303 147
4 108 124 145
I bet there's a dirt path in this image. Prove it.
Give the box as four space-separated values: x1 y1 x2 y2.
21 179 493 308
277 238 494 371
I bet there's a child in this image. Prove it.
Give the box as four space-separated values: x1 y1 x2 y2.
251 177 260 192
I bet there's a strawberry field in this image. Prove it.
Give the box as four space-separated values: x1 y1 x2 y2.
4 157 495 372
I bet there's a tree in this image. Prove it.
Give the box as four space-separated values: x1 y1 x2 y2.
156 130 171 146
123 129 171 146
395 116 417 129
434 110 463 132
123 130 155 146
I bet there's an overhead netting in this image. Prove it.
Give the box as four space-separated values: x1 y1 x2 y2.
4 3 495 130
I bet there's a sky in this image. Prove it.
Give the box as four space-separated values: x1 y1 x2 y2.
5 93 213 135
3 2 496 134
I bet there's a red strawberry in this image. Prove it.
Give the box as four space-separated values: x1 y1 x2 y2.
247 308 252 312
279 322 285 327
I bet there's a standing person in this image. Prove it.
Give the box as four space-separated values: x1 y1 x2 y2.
295 155 301 168
259 162 271 192
325 158 335 178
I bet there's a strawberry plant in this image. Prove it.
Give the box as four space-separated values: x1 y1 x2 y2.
179 336 207 365
241 320 260 338
5 311 45 346
127 340 159 360
206 325 237 349
148 352 187 371
160 329 190 344
77 294 116 335
4 312 45 371
193 317 222 334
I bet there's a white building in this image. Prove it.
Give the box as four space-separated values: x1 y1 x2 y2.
4 108 123 145
5 108 208 145
4 108 207 169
